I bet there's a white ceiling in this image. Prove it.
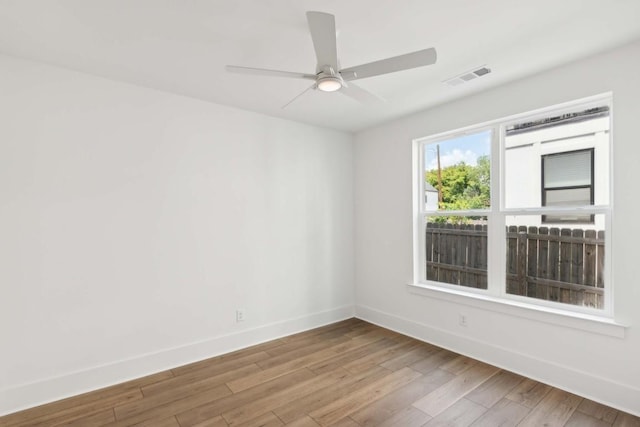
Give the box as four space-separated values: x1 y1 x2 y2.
1 0 639 132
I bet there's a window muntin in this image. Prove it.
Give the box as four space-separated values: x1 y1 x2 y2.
415 96 611 315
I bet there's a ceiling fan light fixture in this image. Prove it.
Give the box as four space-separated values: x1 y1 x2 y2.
317 76 342 92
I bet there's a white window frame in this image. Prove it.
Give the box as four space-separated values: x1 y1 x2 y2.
412 93 614 319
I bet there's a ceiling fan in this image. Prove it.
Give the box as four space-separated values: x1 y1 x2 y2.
226 11 437 108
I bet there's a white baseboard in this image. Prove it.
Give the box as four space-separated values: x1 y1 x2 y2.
355 304 640 417
0 305 355 416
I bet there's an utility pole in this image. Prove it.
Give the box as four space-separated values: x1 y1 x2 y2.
436 144 443 208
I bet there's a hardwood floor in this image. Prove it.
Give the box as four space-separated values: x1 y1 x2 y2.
1 318 639 427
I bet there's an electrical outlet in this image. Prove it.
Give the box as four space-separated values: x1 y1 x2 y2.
236 309 245 322
459 314 468 327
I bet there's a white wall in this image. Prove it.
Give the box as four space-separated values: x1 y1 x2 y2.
354 39 640 415
0 54 354 415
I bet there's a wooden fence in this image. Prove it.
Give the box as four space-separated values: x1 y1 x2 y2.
425 223 488 289
425 223 605 308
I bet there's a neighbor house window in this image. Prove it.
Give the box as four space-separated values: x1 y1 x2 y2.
541 149 594 224
414 95 611 314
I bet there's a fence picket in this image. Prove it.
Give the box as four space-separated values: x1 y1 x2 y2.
584 229 597 308
467 225 479 288
597 230 605 289
517 226 528 296
537 227 549 301
548 228 560 303
479 224 488 289
442 223 452 284
527 226 538 298
506 225 517 294
426 221 434 280
571 228 584 305
451 223 461 285
559 229 572 304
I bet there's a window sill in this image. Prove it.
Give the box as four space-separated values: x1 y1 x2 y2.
407 283 628 338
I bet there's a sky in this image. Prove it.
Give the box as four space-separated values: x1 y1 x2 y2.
425 130 491 171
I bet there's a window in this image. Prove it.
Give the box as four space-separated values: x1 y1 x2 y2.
414 95 611 315
421 130 491 290
541 149 594 224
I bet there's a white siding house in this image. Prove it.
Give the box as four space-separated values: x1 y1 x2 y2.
424 181 439 211
504 113 609 230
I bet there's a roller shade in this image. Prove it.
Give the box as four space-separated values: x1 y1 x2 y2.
543 150 592 188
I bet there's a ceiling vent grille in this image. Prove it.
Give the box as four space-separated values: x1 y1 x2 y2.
444 66 491 87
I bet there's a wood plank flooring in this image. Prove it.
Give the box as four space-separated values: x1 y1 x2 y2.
1 318 639 427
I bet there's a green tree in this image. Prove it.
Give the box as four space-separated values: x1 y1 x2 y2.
425 156 490 221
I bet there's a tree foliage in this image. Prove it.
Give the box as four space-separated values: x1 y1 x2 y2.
426 155 490 213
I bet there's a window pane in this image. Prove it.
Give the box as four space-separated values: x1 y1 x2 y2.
505 215 605 309
543 150 592 188
543 188 593 223
423 130 491 211
425 216 488 289
543 213 593 224
504 107 608 209
544 187 591 206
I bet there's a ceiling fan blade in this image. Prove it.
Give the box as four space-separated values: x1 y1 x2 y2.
226 65 316 80
340 82 384 105
306 11 338 71
282 83 316 109
340 47 437 81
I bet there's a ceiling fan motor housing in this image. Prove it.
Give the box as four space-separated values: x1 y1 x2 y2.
316 69 344 92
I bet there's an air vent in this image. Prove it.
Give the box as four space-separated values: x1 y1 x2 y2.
444 65 491 87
